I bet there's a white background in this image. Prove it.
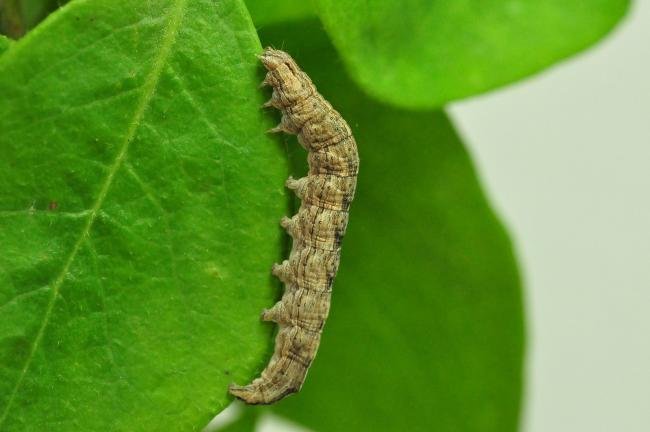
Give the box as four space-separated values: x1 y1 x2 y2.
213 3 650 431
452 2 650 431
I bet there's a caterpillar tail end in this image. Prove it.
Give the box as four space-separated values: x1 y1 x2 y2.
228 383 264 405
228 380 298 405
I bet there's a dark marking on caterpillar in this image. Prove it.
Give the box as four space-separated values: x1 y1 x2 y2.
228 48 359 404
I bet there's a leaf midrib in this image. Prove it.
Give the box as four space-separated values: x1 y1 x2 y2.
0 0 188 425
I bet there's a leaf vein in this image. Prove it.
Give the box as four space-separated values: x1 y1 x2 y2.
0 286 51 315
1 85 144 139
167 63 240 152
0 209 92 219
0 0 188 425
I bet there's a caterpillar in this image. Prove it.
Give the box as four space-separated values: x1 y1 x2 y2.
229 48 359 404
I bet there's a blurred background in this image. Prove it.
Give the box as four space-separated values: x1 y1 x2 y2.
452 2 649 431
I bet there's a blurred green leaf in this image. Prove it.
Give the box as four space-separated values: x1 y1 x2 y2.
316 0 630 107
259 21 525 432
245 0 315 26
0 0 287 430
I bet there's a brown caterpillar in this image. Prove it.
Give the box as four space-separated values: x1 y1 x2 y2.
228 48 359 404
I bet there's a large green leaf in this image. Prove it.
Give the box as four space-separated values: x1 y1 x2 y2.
0 0 287 430
316 0 630 108
258 21 525 431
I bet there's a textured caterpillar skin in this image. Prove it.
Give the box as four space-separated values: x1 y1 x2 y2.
228 48 359 404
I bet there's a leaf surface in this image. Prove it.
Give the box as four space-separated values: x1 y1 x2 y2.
316 0 629 107
0 0 287 430
259 21 525 431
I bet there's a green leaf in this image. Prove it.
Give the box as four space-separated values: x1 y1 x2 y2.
245 0 316 26
0 35 12 54
259 21 525 431
0 0 287 430
316 0 630 108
